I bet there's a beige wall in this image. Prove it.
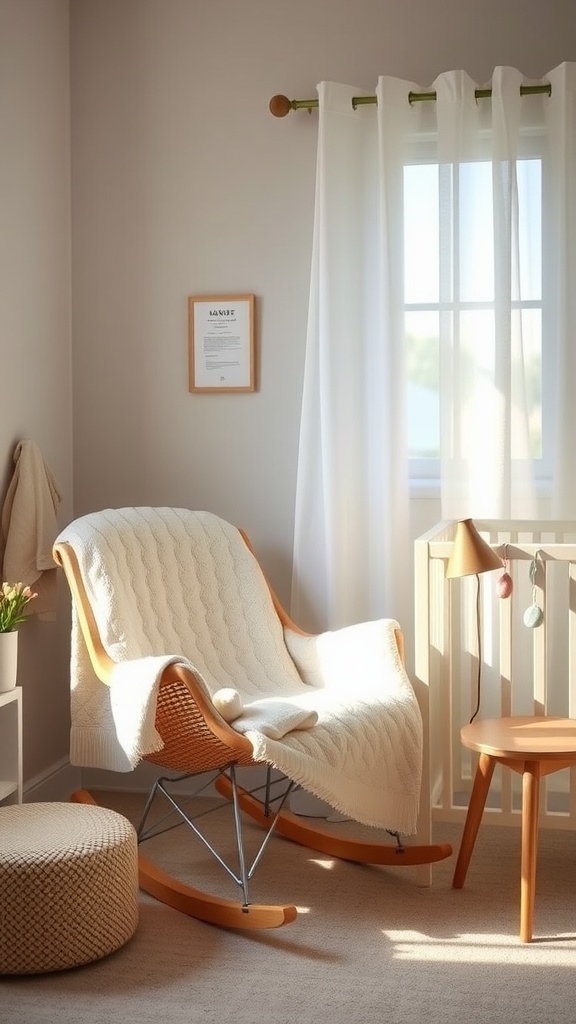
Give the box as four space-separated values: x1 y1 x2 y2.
69 0 576 611
0 0 73 786
3 0 576 792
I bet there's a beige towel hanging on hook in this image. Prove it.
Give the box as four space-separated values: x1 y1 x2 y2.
1 440 62 620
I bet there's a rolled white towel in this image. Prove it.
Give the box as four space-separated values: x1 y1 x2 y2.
231 697 319 740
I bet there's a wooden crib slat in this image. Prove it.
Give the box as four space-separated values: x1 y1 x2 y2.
569 563 576 718
415 519 576 833
532 561 547 715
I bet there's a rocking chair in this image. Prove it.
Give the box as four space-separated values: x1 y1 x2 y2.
53 507 451 930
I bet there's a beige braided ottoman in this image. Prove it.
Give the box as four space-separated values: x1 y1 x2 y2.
0 802 139 974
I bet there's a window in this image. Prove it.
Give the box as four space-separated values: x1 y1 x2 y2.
404 151 544 481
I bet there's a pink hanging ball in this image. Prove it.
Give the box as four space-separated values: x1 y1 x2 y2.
497 572 513 598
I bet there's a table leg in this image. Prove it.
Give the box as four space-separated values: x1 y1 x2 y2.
520 760 540 943
453 752 496 889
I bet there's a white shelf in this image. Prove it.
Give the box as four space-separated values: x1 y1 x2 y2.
0 687 22 804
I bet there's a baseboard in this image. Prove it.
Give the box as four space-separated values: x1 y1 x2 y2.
21 757 287 802
80 762 279 797
24 759 313 811
24 758 82 802
23 759 173 802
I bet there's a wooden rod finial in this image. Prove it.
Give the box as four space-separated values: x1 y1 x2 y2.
269 94 292 117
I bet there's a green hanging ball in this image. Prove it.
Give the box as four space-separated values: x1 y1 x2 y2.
523 604 543 628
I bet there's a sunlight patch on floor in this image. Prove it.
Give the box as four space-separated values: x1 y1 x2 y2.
382 929 576 964
308 858 336 870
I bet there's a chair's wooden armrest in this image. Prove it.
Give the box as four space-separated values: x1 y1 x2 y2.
238 529 404 663
238 528 310 636
53 541 114 683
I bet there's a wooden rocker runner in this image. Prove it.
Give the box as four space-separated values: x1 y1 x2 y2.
54 507 451 931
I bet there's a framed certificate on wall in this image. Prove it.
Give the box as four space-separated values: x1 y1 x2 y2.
188 294 255 393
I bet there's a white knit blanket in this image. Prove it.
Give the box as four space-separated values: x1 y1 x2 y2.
56 508 423 834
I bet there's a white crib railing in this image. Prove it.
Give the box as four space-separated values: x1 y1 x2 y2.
415 519 576 831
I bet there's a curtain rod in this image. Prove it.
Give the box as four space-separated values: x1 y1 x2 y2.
269 83 551 117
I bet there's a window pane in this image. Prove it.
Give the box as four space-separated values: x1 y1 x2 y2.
519 307 542 459
406 311 439 458
456 309 542 460
404 164 439 304
459 162 494 303
517 159 542 301
457 309 495 459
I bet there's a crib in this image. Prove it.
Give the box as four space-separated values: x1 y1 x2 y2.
415 519 576 834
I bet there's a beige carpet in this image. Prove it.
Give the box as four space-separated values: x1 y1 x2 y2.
2 789 576 1023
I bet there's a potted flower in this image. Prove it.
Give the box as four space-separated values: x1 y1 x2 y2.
0 582 37 692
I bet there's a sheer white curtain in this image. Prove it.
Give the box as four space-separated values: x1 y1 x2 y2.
291 64 576 632
290 80 412 633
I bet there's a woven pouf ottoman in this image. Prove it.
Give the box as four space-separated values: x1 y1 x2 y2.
0 802 139 974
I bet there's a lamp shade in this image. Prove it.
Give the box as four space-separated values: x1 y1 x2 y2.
446 519 503 579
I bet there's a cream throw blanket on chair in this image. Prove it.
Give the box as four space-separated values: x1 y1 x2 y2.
57 507 423 835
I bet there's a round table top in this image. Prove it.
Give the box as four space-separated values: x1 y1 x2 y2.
460 716 576 760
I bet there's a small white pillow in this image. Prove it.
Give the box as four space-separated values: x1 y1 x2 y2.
212 687 243 723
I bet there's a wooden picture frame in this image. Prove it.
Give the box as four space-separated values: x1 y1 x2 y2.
188 294 255 393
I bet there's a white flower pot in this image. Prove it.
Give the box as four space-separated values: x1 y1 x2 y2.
0 631 18 692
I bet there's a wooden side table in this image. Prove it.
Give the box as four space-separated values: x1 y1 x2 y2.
452 715 576 942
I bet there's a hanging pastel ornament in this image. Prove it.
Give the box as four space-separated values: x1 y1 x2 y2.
497 543 513 599
523 552 544 628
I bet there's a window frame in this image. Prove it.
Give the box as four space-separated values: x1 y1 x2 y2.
402 126 551 488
